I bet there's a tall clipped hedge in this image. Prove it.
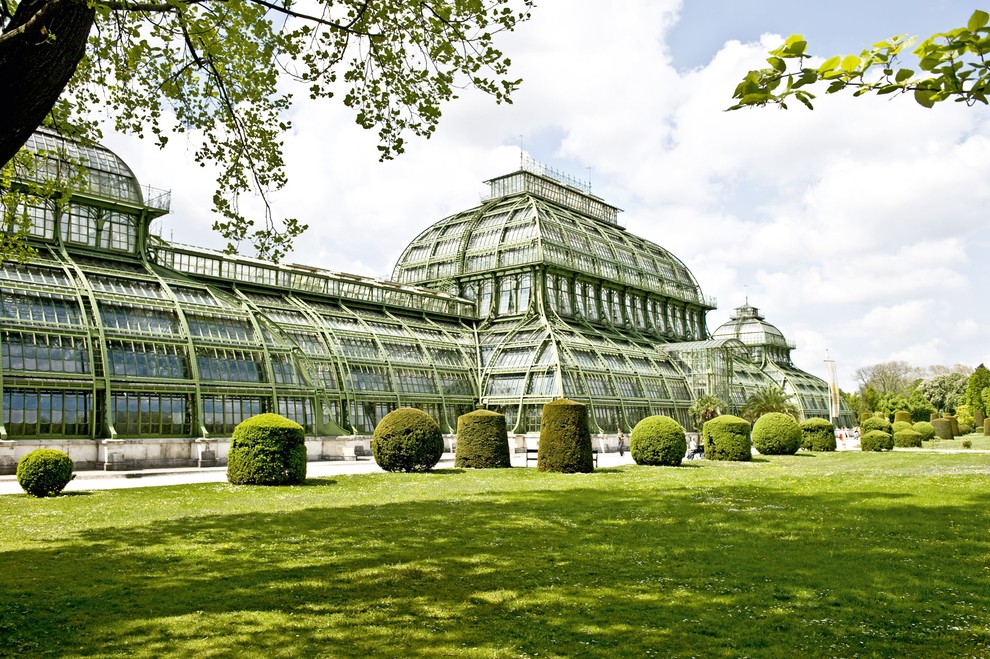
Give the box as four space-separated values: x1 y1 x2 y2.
537 399 594 473
702 415 751 461
893 410 912 424
455 409 510 469
17 449 75 497
861 430 893 452
984 418 990 435
861 417 892 435
932 418 954 440
801 418 836 452
893 429 923 448
859 412 872 425
913 421 936 442
227 413 307 485
372 408 444 473
630 415 686 467
752 412 802 455
943 414 960 437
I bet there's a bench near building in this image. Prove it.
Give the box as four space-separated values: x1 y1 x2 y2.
0 131 852 471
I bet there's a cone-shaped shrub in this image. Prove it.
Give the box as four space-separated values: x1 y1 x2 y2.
537 399 594 473
975 410 985 429
913 421 936 442
892 421 913 434
800 418 836 451
17 449 74 497
894 411 912 424
984 418 990 435
752 412 802 455
861 430 893 452
455 410 510 468
372 408 444 473
943 414 959 437
859 412 872 425
861 417 892 435
227 413 307 485
630 415 687 466
932 418 953 440
893 429 923 448
702 415 752 461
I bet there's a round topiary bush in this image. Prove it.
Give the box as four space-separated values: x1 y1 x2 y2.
537 399 594 473
702 415 752 461
800 418 836 452
958 423 973 436
372 408 444 473
913 421 936 442
455 409 510 468
861 417 892 435
17 449 74 497
932 418 953 440
891 421 913 434
227 413 307 485
893 410 912 424
861 430 893 452
752 412 802 455
630 415 687 466
893 429 923 448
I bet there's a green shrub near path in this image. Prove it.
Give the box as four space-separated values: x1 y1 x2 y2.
372 408 444 473
893 429 923 448
861 417 892 435
227 413 307 485
943 414 960 437
455 410 510 469
752 412 802 455
932 419 954 440
800 418 835 451
912 421 936 442
537 399 594 473
894 411 912 424
630 415 687 466
16 449 74 497
861 430 894 452
891 421 913 434
703 415 752 461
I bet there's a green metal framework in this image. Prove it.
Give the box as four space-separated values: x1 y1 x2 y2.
1 132 851 441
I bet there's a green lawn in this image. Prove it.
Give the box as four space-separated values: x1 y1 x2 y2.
923 432 990 450
2 452 989 657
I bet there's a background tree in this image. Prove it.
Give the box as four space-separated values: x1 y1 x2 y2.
729 10 990 111
965 364 990 416
919 372 970 413
0 0 533 261
740 385 799 423
854 361 924 396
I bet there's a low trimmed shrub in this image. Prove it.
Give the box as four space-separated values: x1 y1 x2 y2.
932 418 954 440
372 408 444 473
800 418 836 452
912 421 936 442
893 429 923 448
702 415 752 461
227 413 307 485
894 410 912 424
891 421 913 434
630 415 687 466
17 449 74 497
752 412 802 455
861 417 892 435
455 410 510 468
959 423 973 436
537 399 594 473
962 439 973 449
861 430 893 452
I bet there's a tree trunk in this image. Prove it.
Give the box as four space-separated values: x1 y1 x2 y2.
0 0 95 165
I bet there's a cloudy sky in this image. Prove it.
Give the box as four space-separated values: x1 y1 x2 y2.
105 0 990 391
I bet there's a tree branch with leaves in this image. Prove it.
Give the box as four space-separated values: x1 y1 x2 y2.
728 9 990 111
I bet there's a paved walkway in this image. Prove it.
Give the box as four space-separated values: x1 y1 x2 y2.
0 451 639 495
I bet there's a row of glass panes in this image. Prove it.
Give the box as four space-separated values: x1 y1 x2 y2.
158 246 474 317
2 333 89 374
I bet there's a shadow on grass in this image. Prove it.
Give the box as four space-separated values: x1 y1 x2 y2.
1 472 988 657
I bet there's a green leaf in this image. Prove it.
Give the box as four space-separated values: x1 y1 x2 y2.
767 56 786 72
914 88 937 108
818 56 840 73
969 10 989 31
895 68 914 83
841 55 861 72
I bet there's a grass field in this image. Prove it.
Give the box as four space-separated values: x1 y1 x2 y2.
2 451 989 657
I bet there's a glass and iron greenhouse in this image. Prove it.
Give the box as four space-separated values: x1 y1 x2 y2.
0 132 852 469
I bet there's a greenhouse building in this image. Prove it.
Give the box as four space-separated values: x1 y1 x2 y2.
0 131 851 470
